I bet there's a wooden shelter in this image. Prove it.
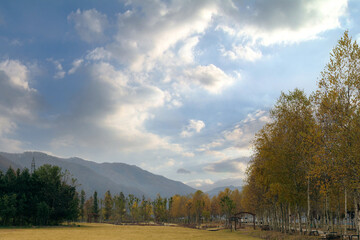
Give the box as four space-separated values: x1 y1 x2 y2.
230 212 256 231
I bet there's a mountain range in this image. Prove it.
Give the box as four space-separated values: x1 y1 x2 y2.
0 151 196 199
205 185 243 197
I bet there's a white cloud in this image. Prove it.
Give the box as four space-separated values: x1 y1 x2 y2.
68 9 108 43
166 158 176 167
68 59 84 74
0 59 38 152
0 59 30 90
181 119 205 137
219 0 347 46
106 0 218 71
186 178 214 188
184 64 234 93
178 36 199 64
50 61 193 157
198 109 270 159
222 44 262 62
86 47 112 61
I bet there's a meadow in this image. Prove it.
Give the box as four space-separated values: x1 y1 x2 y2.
0 223 261 240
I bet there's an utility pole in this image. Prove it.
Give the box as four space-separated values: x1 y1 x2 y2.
31 156 35 174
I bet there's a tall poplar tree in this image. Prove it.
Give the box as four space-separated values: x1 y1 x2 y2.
93 191 99 222
314 31 360 234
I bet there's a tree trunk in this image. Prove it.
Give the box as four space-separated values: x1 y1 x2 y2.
344 188 347 235
288 204 291 233
355 194 360 235
307 177 311 233
325 194 329 231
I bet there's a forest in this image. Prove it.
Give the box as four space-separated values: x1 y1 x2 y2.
241 31 360 235
0 165 79 226
77 188 242 226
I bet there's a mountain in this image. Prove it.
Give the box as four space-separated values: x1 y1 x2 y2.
0 151 196 199
0 154 22 172
205 185 243 197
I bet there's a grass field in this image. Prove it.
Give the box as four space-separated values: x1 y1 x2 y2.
0 223 261 240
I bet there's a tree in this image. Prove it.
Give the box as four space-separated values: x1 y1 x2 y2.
0 165 78 226
84 197 93 223
192 190 208 226
114 192 126 223
220 195 235 227
103 190 113 221
140 196 152 222
313 31 360 234
93 191 99 222
79 190 86 221
153 194 168 222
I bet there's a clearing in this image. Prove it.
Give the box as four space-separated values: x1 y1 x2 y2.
0 223 260 240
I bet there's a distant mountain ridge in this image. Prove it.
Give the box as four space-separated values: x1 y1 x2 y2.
205 185 242 197
0 151 196 199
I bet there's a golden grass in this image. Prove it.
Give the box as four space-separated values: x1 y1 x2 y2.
0 223 261 240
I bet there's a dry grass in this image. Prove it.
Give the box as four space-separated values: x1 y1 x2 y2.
0 223 261 240
236 228 319 240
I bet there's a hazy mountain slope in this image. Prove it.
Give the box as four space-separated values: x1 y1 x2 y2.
67 157 196 198
0 152 196 199
0 152 144 198
0 154 22 172
206 185 243 197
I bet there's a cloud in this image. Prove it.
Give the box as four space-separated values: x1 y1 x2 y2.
68 59 84 74
165 158 175 167
221 44 262 62
177 168 191 174
0 59 31 90
0 117 22 152
104 0 218 71
181 119 205 137
222 110 270 149
0 59 37 117
198 109 270 159
50 61 191 157
186 176 244 191
219 0 347 46
204 157 249 173
47 59 66 79
184 64 234 93
178 36 199 64
186 178 214 188
85 47 112 61
0 59 39 151
68 9 108 43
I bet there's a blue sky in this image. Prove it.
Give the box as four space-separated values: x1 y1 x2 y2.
0 0 359 190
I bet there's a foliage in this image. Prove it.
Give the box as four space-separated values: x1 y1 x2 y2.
241 31 360 234
0 165 79 226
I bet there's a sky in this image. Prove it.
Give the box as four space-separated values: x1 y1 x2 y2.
0 0 359 191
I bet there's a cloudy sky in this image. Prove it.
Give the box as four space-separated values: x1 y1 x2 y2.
0 0 359 190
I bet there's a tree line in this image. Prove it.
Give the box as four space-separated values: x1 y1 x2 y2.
241 31 360 235
77 188 243 226
1 163 245 227
0 165 79 226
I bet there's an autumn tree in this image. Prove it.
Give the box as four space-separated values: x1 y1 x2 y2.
139 195 152 222
113 192 126 223
313 31 360 234
103 190 113 221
